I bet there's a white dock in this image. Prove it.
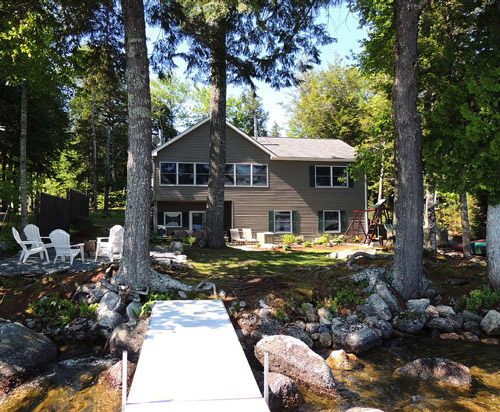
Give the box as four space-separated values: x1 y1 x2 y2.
125 300 269 412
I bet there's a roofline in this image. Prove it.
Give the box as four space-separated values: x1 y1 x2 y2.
269 156 356 162
152 117 276 158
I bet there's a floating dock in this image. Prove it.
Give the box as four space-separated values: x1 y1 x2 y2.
125 299 269 412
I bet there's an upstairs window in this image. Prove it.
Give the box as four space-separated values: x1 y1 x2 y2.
178 163 194 185
160 162 176 185
196 163 209 185
236 164 251 186
314 165 348 188
225 163 268 187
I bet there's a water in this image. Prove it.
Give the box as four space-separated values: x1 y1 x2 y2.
1 337 499 411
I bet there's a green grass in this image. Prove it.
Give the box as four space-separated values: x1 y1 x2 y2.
186 246 335 277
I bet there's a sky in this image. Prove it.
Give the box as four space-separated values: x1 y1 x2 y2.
147 5 367 135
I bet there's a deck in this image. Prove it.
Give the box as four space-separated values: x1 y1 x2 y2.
125 299 269 412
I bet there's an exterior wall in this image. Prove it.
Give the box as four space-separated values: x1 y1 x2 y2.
153 122 366 241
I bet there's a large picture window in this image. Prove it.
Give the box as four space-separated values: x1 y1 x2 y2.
275 211 292 233
164 212 182 228
323 210 340 233
314 166 348 188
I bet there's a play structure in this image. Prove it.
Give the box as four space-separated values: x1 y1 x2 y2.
345 199 392 244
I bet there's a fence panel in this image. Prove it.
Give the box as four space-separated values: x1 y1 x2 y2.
67 189 89 224
37 193 71 235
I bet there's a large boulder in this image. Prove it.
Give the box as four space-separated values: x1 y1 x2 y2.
109 319 149 363
255 335 337 397
344 328 381 354
99 359 137 389
358 294 392 321
168 241 184 254
254 371 303 410
427 318 454 333
0 321 58 393
480 310 500 336
326 349 361 370
394 358 471 387
373 281 402 315
406 299 430 314
251 319 283 342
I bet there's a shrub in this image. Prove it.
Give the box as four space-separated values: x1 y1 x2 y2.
313 233 333 245
28 297 95 327
274 307 288 322
295 235 304 245
304 241 312 248
328 287 364 312
281 234 297 246
255 242 261 248
455 285 500 313
331 235 345 245
140 291 176 317
150 233 163 244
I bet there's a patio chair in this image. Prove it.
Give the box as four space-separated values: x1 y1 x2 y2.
230 229 246 245
49 229 85 265
24 224 54 257
12 227 49 263
95 225 123 262
95 227 124 262
241 228 257 244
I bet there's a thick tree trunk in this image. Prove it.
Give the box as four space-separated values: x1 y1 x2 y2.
200 18 227 249
460 192 473 258
392 0 424 299
487 198 500 289
20 81 28 231
104 125 111 211
424 187 436 251
91 86 98 212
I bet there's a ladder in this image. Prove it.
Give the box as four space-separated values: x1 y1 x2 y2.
0 205 11 234
344 209 367 242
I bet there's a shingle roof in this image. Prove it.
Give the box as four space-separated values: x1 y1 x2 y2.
258 137 356 161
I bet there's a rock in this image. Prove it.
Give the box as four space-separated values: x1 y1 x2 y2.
435 305 456 318
406 299 430 314
25 319 35 329
480 310 500 336
344 328 381 354
346 314 359 324
238 313 261 332
358 294 392 321
462 332 480 342
97 291 119 319
305 323 320 334
326 349 361 370
99 310 124 336
427 317 454 333
109 319 149 363
292 320 306 330
62 318 100 343
374 281 402 315
254 335 337 397
330 249 376 260
345 408 386 412
306 311 319 323
395 358 471 387
258 308 273 320
168 241 184 253
100 360 137 389
425 305 440 318
463 321 481 334
311 333 320 341
463 310 483 323
436 226 449 247
283 326 314 348
125 302 142 323
254 371 303 410
178 291 187 299
481 337 499 345
440 333 461 340
317 307 332 325
393 313 428 334
319 332 332 348
363 317 393 339
251 319 282 341
218 290 226 299
0 321 58 393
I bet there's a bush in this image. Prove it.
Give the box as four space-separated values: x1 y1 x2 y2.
331 235 345 245
28 297 97 327
304 241 312 248
274 307 288 322
281 233 297 246
328 287 365 312
455 285 500 313
150 233 163 244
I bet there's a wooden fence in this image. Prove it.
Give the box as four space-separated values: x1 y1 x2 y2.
36 190 89 236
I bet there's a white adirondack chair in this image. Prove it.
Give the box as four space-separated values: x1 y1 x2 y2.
24 224 54 257
241 228 257 244
95 225 124 261
49 229 85 265
12 227 49 263
230 229 246 245
96 227 124 262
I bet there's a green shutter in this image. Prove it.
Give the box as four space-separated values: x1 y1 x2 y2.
158 211 164 226
318 210 323 232
309 165 316 187
268 210 275 232
182 212 189 229
292 211 299 233
340 211 346 232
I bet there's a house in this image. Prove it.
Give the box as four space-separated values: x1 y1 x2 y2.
152 118 367 242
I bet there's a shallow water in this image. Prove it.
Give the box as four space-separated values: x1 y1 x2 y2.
297 337 500 412
1 337 499 411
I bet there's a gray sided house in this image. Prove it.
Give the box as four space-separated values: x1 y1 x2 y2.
152 118 367 242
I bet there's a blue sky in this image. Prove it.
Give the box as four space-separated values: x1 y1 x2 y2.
147 5 367 135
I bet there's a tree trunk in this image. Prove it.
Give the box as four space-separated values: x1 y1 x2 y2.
91 86 99 212
20 81 29 231
487 198 500 289
104 125 111 211
200 17 227 249
424 187 436 251
392 0 425 299
460 192 473 258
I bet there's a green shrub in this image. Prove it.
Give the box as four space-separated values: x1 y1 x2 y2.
255 242 261 248
304 241 312 248
455 285 500 313
274 307 288 322
187 236 197 245
140 291 176 317
295 236 304 245
28 297 93 327
331 235 345 245
150 233 163 244
313 233 333 245
328 288 364 312
281 234 297 246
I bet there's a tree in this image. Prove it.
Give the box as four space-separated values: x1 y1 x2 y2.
149 0 332 248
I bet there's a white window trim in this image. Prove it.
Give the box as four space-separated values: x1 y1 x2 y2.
160 161 269 188
323 210 341 233
163 211 182 228
314 165 349 189
274 210 293 234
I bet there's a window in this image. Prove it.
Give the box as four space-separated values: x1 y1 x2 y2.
236 164 251 186
225 164 235 185
252 164 268 186
275 211 292 233
178 163 194 185
315 165 348 188
196 163 209 185
160 162 176 185
324 210 340 233
164 212 182 228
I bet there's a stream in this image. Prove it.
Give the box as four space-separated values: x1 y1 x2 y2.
1 337 499 411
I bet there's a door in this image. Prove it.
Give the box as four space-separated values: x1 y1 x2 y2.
189 211 205 231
